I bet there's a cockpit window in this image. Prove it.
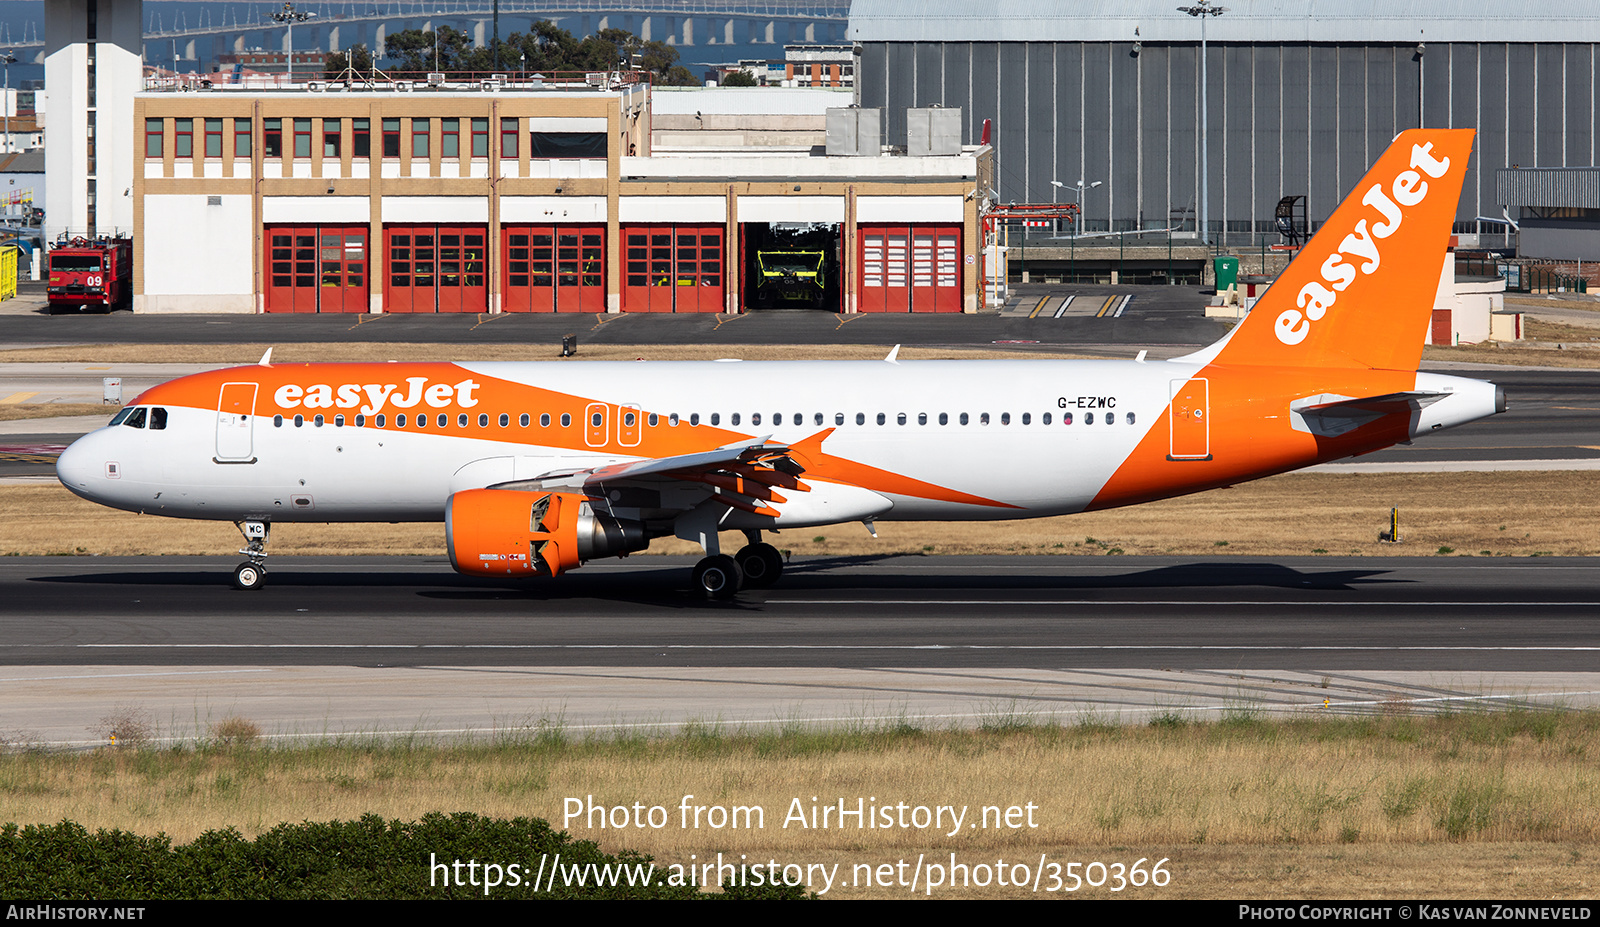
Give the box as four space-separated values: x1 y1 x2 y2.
149 408 168 430
122 407 147 429
108 408 133 426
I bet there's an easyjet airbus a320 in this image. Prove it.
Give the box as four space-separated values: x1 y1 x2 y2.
57 129 1504 597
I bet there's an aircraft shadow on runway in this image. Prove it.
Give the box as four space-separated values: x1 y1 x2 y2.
29 558 1407 610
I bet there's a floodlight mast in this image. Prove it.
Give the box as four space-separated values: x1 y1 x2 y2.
271 3 316 85
1178 1 1227 246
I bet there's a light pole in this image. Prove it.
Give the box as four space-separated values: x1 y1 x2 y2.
1050 179 1063 235
1075 179 1102 237
271 3 316 85
0 51 15 155
1178 1 1226 246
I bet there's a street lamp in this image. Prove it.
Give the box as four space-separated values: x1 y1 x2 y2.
270 3 316 85
1075 179 1102 238
1178 1 1226 246
1050 180 1063 235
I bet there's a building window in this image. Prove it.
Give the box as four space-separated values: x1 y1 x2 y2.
412 118 429 158
440 118 459 158
500 117 517 158
471 117 488 157
323 118 341 158
264 118 282 158
204 118 223 158
234 118 251 157
528 132 607 158
352 118 370 158
144 118 162 158
293 118 312 158
382 118 400 157
174 119 193 158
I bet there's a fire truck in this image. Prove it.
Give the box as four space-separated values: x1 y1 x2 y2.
47 236 133 314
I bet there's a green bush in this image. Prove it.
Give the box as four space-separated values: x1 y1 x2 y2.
0 813 811 900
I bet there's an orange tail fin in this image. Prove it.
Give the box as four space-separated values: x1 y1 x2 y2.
1209 128 1475 371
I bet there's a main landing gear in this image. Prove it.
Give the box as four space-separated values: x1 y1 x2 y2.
232 520 269 590
690 531 785 600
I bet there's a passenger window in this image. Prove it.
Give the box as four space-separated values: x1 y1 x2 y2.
794 413 803 426
750 413 760 426
939 413 948 425
335 414 345 427
459 413 469 427
711 413 720 426
294 414 305 427
897 413 906 425
314 414 325 427
274 414 284 428
960 413 969 425
1000 413 1010 425
876 413 886 425
918 413 927 425
1127 412 1136 425
647 413 657 427
1043 412 1052 425
356 414 365 427
395 414 404 427
732 413 741 426
1085 412 1094 424
980 413 990 425
816 413 825 426
500 413 510 427
561 413 571 427
479 413 489 427
376 414 386 427
520 413 530 427
1062 412 1073 425
690 413 700 426
669 413 679 426
541 413 551 427
123 408 147 429
856 413 865 425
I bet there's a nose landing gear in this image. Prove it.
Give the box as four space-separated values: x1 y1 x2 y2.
232 520 270 590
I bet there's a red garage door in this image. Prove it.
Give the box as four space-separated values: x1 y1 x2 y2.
859 224 961 312
385 225 487 313
503 225 605 312
623 224 723 313
265 225 368 314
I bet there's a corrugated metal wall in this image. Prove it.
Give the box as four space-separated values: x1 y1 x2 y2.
860 40 1597 243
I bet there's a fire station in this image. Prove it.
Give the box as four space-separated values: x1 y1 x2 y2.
132 76 990 314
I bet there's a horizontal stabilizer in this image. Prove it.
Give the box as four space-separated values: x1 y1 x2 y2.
1290 391 1448 437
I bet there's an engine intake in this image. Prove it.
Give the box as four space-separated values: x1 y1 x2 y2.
446 489 648 578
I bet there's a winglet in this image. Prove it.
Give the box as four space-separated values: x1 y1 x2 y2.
1205 128 1475 371
885 344 901 364
258 347 274 367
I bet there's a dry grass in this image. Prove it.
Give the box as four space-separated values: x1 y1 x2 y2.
0 342 1088 365
1 713 1596 897
0 402 119 422
6 470 1597 558
1423 319 1600 367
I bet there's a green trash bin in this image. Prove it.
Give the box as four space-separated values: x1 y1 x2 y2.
1213 256 1239 291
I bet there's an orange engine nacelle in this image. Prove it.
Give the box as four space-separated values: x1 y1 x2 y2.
446 489 648 578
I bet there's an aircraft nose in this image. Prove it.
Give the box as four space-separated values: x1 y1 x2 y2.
56 431 107 499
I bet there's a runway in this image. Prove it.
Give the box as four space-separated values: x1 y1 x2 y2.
4 555 1597 747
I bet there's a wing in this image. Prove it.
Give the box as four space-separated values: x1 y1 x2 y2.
489 433 819 518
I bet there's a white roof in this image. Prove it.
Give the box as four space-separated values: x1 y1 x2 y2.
649 87 851 117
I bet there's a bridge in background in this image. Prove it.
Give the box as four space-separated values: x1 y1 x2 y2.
10 1 849 69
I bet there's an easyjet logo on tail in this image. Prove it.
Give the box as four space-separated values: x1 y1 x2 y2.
1274 143 1454 346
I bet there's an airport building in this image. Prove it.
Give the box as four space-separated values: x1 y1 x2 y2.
850 0 1600 248
133 77 988 314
